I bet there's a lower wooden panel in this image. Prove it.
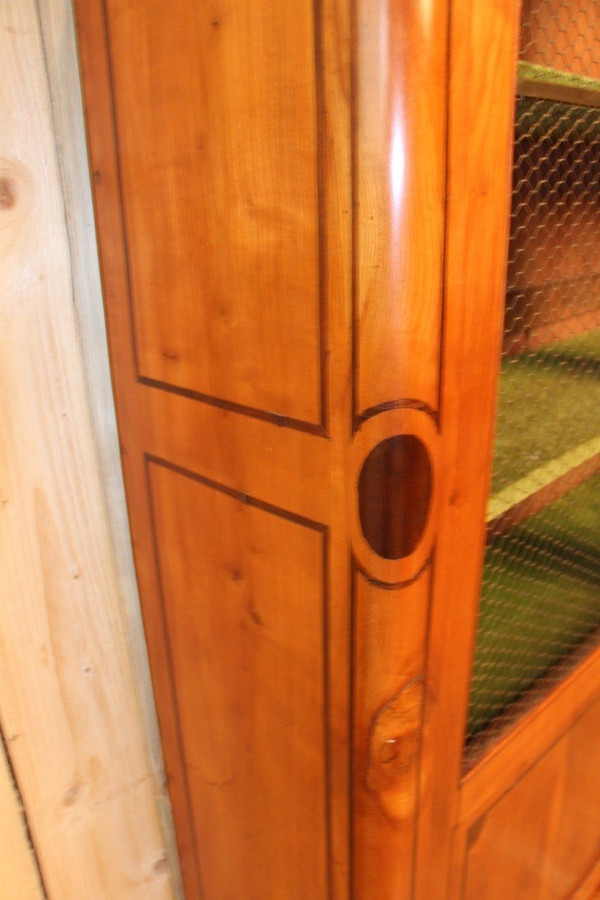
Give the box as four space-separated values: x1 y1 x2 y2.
147 457 330 899
460 692 600 899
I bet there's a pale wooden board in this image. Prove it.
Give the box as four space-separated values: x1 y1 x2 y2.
35 0 183 886
0 739 45 900
0 1 178 896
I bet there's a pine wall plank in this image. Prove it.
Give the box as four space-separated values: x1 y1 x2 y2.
0 738 45 900
0 0 181 896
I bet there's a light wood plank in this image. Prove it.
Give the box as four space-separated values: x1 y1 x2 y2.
36 0 182 884
0 1 177 896
0 738 44 900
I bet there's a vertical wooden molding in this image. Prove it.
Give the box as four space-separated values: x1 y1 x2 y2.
350 1 448 897
414 1 521 896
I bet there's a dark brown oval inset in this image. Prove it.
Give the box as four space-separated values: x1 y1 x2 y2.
358 435 432 560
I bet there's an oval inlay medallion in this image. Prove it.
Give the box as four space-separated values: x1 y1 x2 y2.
358 434 432 560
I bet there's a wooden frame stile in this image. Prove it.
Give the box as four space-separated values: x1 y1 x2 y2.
350 1 448 897
414 1 521 897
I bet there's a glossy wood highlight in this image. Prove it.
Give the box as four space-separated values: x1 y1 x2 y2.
349 3 448 894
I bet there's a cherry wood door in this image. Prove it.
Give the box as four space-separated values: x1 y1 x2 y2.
74 1 448 898
73 0 600 897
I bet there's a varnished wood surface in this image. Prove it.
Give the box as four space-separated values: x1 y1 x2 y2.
350 6 447 893
415 2 521 897
75 0 448 896
75 0 353 896
460 692 600 899
74 0 600 896
103 0 323 426
460 635 600 826
148 459 330 899
354 0 446 418
352 571 430 900
573 857 600 899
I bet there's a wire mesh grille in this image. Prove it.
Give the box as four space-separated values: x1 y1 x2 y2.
467 0 600 745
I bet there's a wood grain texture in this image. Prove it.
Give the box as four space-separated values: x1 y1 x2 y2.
35 0 182 885
461 693 600 899
104 0 323 426
354 0 447 418
148 459 330 900
573 857 600 900
74 0 353 896
414 1 520 897
0 1 176 896
461 637 600 825
0 737 45 900
352 570 430 900
349 7 447 888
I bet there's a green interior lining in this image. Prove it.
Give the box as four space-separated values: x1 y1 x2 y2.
518 60 600 93
468 328 600 738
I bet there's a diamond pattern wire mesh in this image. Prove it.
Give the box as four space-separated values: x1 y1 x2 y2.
467 0 600 745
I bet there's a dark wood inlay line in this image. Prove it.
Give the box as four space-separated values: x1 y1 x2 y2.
313 0 330 434
352 554 433 591
349 0 359 434
356 399 439 429
139 376 329 436
143 457 206 900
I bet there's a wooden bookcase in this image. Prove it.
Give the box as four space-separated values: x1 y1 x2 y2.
73 0 600 897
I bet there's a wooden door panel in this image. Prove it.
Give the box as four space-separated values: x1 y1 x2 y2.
104 0 323 425
75 0 449 896
462 693 600 899
148 457 330 899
